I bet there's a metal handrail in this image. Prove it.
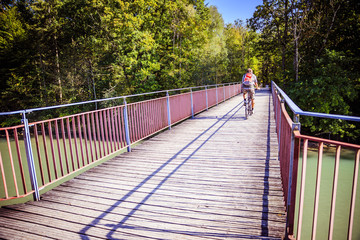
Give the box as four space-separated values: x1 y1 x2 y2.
0 82 242 203
272 81 360 122
0 82 237 116
272 81 360 240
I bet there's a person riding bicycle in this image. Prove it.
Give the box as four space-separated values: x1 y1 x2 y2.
242 68 259 112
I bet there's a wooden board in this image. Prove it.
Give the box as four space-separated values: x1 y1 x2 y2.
0 91 286 239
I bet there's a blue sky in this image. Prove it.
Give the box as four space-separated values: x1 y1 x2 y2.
205 0 263 25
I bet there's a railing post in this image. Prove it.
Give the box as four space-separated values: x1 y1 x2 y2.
293 114 300 127
123 98 131 152
223 84 225 102
190 88 194 118
205 86 208 111
348 149 360 240
278 98 284 149
166 91 171 130
285 114 301 239
216 85 218 106
22 111 40 201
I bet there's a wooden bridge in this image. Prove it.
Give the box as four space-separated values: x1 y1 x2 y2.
0 90 287 239
1 83 359 240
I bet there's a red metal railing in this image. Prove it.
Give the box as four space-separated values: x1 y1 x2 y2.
217 86 225 102
169 92 192 124
0 107 130 200
294 133 359 240
272 82 360 240
272 86 300 236
207 88 217 107
0 83 241 202
127 98 168 143
193 90 207 114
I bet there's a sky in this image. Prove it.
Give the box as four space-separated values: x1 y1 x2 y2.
205 0 263 25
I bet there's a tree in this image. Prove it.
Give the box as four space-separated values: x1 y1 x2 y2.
1 0 265 129
0 3 40 114
191 6 227 85
249 0 360 142
224 20 260 83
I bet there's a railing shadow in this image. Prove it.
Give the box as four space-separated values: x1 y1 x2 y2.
80 101 249 239
193 100 247 121
261 93 271 236
194 115 246 121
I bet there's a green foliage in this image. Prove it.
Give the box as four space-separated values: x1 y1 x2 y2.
288 50 359 141
224 20 260 83
0 4 40 112
249 0 360 143
0 6 26 49
0 0 265 129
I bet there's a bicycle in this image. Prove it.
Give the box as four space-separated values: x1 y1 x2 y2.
243 88 255 119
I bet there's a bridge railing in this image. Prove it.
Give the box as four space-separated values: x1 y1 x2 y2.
272 81 360 240
0 83 241 203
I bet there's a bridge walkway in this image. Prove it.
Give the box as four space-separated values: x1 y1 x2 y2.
0 90 286 239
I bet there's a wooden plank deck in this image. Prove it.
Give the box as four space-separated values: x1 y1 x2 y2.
0 90 286 240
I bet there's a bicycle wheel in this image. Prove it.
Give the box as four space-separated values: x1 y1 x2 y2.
249 98 253 116
244 100 248 119
247 97 252 118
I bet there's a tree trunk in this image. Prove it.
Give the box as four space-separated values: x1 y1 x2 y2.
179 37 182 83
294 18 299 82
39 53 48 106
282 0 289 72
291 0 300 82
316 1 341 57
54 34 62 103
88 59 97 109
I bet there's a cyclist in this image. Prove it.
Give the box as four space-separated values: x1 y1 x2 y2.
242 68 259 112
